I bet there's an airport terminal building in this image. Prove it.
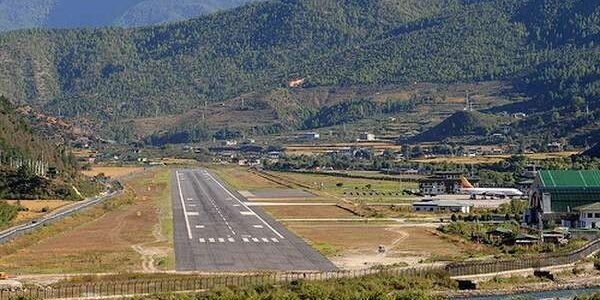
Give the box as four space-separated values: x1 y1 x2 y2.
526 170 600 227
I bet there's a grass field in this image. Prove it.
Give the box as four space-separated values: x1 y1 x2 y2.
0 168 174 274
82 166 144 178
271 171 417 200
262 205 358 219
211 166 283 190
287 223 495 269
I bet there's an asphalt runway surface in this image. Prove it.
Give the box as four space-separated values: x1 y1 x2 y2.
171 169 337 272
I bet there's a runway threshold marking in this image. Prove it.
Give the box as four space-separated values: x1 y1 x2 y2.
176 171 193 240
203 170 285 239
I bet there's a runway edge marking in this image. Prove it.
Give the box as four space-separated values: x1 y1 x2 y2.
175 170 193 240
204 170 285 239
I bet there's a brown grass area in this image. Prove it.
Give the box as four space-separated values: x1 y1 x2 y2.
262 205 357 219
82 166 143 178
5 200 73 222
288 224 493 268
211 166 283 190
0 168 173 274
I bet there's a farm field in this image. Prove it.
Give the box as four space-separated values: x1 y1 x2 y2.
286 223 496 269
0 168 174 274
412 151 580 165
82 166 144 178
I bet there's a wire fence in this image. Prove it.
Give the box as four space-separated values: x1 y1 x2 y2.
0 265 444 300
3 240 599 299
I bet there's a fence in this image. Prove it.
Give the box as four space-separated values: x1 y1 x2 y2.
446 238 600 277
0 265 444 300
3 239 600 300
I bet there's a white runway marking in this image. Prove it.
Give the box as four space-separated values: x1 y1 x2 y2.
253 225 263 228
188 204 196 207
242 237 249 242
203 170 285 239
271 238 279 243
209 238 215 243
232 204 240 207
186 198 193 201
261 238 269 243
199 238 205 243
176 171 193 240
228 237 235 242
190 172 236 235
195 225 205 228
218 238 225 243
252 238 259 242
240 211 255 216
186 212 199 216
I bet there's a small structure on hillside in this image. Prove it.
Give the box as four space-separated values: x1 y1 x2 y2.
299 132 320 141
359 132 376 141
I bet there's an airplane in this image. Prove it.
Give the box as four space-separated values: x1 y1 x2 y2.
458 177 524 199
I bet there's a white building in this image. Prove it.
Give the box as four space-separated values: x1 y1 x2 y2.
575 203 600 229
359 132 376 141
300 132 320 141
412 200 472 213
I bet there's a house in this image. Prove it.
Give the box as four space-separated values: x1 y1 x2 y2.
300 132 320 141
525 170 600 225
575 203 600 229
288 78 306 88
547 142 563 152
359 132 376 141
412 200 471 213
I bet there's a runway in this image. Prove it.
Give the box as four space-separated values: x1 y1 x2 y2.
171 169 337 272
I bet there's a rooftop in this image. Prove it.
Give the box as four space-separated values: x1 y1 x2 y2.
575 202 600 211
539 170 600 189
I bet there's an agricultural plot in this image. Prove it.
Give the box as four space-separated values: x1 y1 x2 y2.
211 166 284 190
5 200 73 223
262 205 359 220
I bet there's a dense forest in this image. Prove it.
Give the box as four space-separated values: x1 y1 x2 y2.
0 0 597 141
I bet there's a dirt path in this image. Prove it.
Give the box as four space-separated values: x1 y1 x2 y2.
130 204 170 273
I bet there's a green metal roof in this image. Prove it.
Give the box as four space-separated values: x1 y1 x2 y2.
539 170 600 188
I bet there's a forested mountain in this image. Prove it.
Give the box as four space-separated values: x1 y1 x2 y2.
0 0 256 31
0 96 97 199
0 0 597 141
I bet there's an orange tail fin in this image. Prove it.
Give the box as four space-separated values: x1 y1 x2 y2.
460 177 474 189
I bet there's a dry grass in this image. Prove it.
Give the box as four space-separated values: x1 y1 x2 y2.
82 166 143 178
0 168 174 274
5 200 73 223
287 223 495 269
211 166 283 190
262 205 358 219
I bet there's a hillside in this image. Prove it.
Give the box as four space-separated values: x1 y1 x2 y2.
583 143 600 158
0 0 257 31
410 111 503 143
0 0 597 142
0 96 98 199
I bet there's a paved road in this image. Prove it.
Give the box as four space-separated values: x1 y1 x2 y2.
171 169 337 272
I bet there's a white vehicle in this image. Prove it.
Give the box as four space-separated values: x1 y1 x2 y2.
459 177 523 199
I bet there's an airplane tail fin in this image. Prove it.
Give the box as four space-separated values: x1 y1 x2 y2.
459 176 474 189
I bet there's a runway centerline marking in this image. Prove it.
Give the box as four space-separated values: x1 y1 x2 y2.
175 171 193 240
190 172 236 236
203 170 285 239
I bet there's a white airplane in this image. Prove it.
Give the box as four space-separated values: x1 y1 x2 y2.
459 177 523 199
